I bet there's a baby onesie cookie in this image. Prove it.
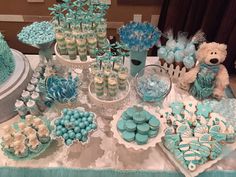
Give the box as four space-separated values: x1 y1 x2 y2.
178 141 190 152
209 125 226 142
194 124 208 138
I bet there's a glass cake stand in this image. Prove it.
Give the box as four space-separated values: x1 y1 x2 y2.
54 43 95 90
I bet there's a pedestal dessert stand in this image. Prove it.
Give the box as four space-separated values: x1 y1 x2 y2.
54 43 95 90
88 80 131 118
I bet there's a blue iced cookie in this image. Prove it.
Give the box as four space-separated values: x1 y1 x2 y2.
148 130 158 138
196 103 212 118
165 134 181 145
125 120 137 132
170 102 184 115
164 139 176 153
209 125 226 142
190 140 201 150
135 133 148 145
122 131 135 142
211 141 223 155
137 123 150 135
133 112 146 124
148 117 160 130
117 119 126 132
198 144 210 158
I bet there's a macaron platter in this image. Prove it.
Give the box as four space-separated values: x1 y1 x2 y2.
158 101 236 177
53 107 97 146
111 105 166 150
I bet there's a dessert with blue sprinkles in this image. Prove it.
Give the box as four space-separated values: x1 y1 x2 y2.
116 106 161 145
54 108 97 146
161 100 236 172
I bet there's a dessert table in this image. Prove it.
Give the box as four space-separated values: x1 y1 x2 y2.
0 55 236 177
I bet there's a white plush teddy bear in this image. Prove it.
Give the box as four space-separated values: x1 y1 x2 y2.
179 42 229 100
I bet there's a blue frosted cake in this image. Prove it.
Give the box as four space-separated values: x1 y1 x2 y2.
0 33 15 84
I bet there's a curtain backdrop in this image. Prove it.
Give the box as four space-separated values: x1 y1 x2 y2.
154 0 236 74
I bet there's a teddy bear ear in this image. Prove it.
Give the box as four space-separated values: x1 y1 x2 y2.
199 42 207 50
219 44 227 51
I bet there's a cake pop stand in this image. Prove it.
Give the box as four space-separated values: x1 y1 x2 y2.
54 43 96 90
111 104 166 150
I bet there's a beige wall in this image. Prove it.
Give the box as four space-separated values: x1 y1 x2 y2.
0 0 161 53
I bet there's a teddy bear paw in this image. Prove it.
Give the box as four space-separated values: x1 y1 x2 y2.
213 88 224 100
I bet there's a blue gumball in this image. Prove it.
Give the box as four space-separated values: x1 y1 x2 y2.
81 129 88 136
74 126 81 133
74 120 80 126
84 112 89 117
74 113 79 119
56 130 62 136
81 136 88 142
86 126 91 131
84 121 89 126
67 110 72 116
61 127 67 133
79 122 85 129
91 123 97 130
64 115 70 120
79 112 84 118
89 113 94 117
76 133 82 140
60 119 65 125
66 139 73 146
69 132 75 139
82 117 87 122
63 133 69 140
64 120 70 125
87 117 93 123
70 118 76 122
54 119 60 126
56 125 63 130
62 108 68 115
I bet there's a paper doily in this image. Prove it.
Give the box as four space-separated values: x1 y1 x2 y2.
111 104 167 150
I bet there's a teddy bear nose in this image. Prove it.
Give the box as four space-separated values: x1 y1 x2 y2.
210 58 219 64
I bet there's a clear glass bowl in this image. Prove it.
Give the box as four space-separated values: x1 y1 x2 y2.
135 65 172 102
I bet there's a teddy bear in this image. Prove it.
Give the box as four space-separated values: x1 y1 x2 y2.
179 42 229 100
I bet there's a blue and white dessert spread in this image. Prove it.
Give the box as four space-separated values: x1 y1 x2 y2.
162 101 236 171
117 106 160 145
54 108 97 146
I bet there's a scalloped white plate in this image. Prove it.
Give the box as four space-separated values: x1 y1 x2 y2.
52 107 97 147
111 105 167 150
